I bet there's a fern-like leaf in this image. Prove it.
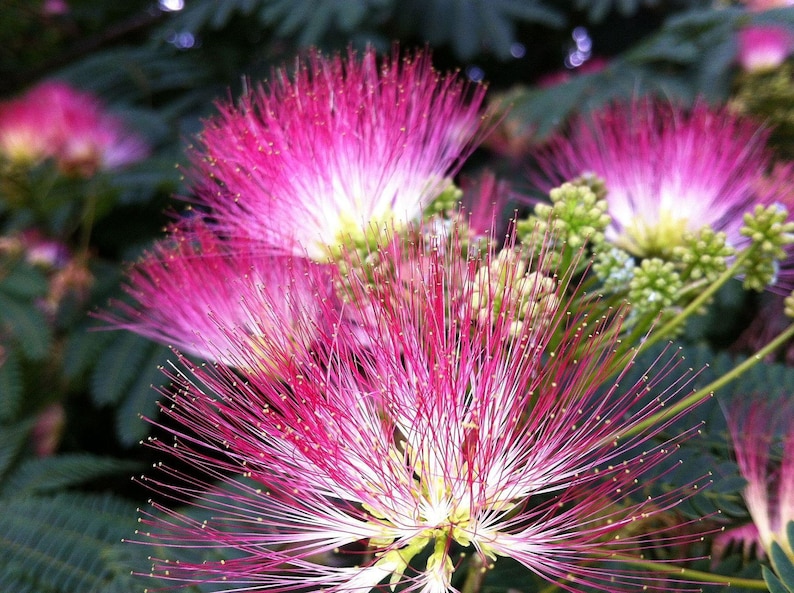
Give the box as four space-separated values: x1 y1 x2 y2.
115 344 171 446
0 492 143 593
0 454 140 497
0 347 23 423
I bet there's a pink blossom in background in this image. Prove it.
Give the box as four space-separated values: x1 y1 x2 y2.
0 80 147 176
135 228 709 593
737 25 794 73
739 0 794 11
533 99 781 258
0 92 58 165
105 223 333 366
19 230 70 269
41 0 69 15
190 47 488 260
717 399 794 562
30 403 66 457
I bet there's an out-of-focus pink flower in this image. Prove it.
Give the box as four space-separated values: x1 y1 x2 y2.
0 94 56 165
0 81 147 175
715 399 794 563
17 230 70 269
135 228 708 593
41 0 69 15
30 402 66 457
105 224 333 365
737 25 794 73
190 47 488 260
459 169 515 237
739 0 794 11
533 99 781 258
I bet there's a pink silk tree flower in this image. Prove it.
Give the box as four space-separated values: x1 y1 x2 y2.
737 24 794 73
533 99 780 259
189 47 488 261
135 227 709 593
105 223 332 366
0 80 147 175
739 0 794 10
718 399 794 563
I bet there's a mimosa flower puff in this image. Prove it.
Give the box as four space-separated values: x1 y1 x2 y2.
190 47 488 260
136 229 709 593
534 99 780 259
107 223 332 365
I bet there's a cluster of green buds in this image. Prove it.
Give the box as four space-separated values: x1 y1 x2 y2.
517 177 794 345
469 248 559 335
739 203 794 291
518 178 610 251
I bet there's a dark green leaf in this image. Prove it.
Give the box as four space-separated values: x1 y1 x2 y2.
771 540 794 592
1 454 140 497
764 565 792 593
0 348 23 423
61 326 115 382
0 492 143 593
90 332 154 406
0 262 48 299
0 293 52 360
0 418 34 481
115 345 171 446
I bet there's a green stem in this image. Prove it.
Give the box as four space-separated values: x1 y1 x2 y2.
624 321 794 438
637 251 752 355
460 553 488 593
611 554 768 589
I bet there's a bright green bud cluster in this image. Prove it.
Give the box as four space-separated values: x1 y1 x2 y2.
672 226 734 282
740 204 794 291
628 258 682 317
569 172 608 201
520 181 610 249
593 246 635 293
423 180 463 219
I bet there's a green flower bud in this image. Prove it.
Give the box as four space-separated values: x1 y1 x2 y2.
740 204 794 291
672 226 734 283
593 246 635 293
628 258 682 317
518 181 610 248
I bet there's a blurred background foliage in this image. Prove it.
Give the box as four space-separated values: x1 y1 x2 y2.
1 0 794 591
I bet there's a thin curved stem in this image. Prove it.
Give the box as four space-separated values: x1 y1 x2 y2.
624 321 794 439
637 251 752 356
610 554 768 589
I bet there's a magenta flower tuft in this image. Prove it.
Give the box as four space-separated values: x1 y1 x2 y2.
533 99 780 258
189 47 488 260
105 223 332 365
718 399 794 562
135 228 709 593
0 80 147 175
737 24 794 73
